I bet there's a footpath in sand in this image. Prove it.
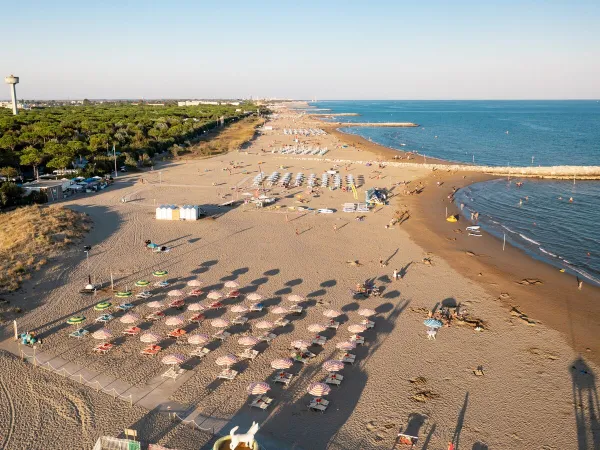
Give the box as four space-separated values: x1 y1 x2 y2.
1 107 599 450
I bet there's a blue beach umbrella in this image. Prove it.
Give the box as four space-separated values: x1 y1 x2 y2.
423 319 443 329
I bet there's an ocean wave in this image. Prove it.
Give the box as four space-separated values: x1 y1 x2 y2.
539 247 557 258
518 233 541 246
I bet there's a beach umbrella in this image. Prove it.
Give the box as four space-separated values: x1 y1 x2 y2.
168 289 184 297
247 382 270 395
255 320 274 329
322 360 345 372
246 293 263 302
230 304 249 313
271 358 293 370
115 291 132 298
358 308 376 317
238 336 260 346
207 291 224 300
224 281 240 289
323 309 341 318
119 313 140 324
336 341 356 351
307 323 327 333
152 270 168 277
216 354 238 367
165 315 184 326
187 279 203 287
162 353 186 365
92 328 112 340
270 306 289 315
291 339 311 350
66 316 85 325
94 301 112 311
423 319 443 329
210 318 231 328
187 334 210 345
307 382 331 397
140 332 161 343
348 324 368 333
135 280 150 287
146 300 163 308
287 294 305 303
187 303 205 312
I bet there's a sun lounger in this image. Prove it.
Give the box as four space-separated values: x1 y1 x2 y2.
237 349 259 360
145 311 165 321
168 328 187 339
93 343 113 354
217 368 238 380
289 305 303 315
95 314 114 323
308 399 328 413
274 318 290 327
209 301 224 310
123 326 141 336
168 299 185 309
361 319 375 328
341 353 356 364
250 302 264 312
141 344 161 355
343 203 357 213
191 347 211 358
250 395 273 410
154 281 169 288
312 335 327 346
427 329 437 340
350 334 365 345
117 302 135 310
356 203 370 213
326 374 344 385
69 328 89 339
162 366 185 379
396 433 418 446
189 289 203 297
272 372 293 385
232 315 248 325
135 292 152 299
212 330 231 341
227 290 241 299
259 332 277 343
189 313 205 323
327 321 340 330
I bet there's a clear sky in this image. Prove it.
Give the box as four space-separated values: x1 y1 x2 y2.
2 0 599 100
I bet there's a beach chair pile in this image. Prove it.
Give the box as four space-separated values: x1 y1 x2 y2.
279 173 292 187
343 203 370 213
307 173 317 187
282 128 326 136
266 171 280 187
320 173 329 187
277 145 329 156
252 172 265 187
333 175 342 190
345 174 356 188
294 173 304 187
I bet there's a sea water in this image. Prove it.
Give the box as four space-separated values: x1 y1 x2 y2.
309 100 600 284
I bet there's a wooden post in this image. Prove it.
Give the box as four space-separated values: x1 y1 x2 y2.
110 272 114 291
13 320 18 340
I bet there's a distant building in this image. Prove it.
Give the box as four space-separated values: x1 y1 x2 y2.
21 180 66 202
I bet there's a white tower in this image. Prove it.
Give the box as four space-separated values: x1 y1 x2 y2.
4 75 19 115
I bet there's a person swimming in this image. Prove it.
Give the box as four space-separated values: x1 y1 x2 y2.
569 197 574 203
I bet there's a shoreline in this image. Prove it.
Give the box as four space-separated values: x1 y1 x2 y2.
319 116 600 365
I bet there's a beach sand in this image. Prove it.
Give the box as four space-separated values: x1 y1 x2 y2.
1 105 598 449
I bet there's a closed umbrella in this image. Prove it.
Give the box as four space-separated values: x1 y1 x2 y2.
146 300 163 308
153 270 168 277
247 382 270 395
207 291 224 300
187 279 203 287
255 320 274 329
119 313 140 324
307 323 326 333
162 353 186 365
291 339 311 350
216 354 238 367
424 319 443 329
168 289 184 297
140 332 161 343
230 304 249 313
348 324 367 333
94 301 112 311
187 334 210 345
66 316 85 325
336 341 356 351
92 328 112 340
287 294 305 303
270 306 288 315
135 280 150 287
358 308 376 317
188 303 205 312
307 382 331 397
210 318 230 328
323 360 344 372
271 358 293 370
238 336 260 346
224 281 240 289
323 309 341 318
165 315 184 326
246 293 263 302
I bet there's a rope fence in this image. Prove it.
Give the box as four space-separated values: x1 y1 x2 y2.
168 411 215 435
20 350 134 407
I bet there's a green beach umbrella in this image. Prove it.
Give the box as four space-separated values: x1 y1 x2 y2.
135 280 150 287
66 316 85 325
152 270 168 277
115 291 132 298
94 301 112 311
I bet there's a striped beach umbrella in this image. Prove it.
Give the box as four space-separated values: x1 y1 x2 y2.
323 360 344 372
230 304 249 313
323 309 341 318
146 300 163 308
119 313 140 324
162 353 186 365
92 328 113 340
66 316 85 325
207 291 224 300
140 332 161 343
216 354 238 367
348 324 368 333
358 308 376 317
224 281 240 289
307 323 326 333
336 341 356 351
135 280 150 287
287 294 305 303
152 270 168 277
307 382 331 397
270 306 289 315
271 358 293 370
246 293 263 302
238 336 260 346
187 333 210 345
424 319 443 329
291 339 311 350
165 315 185 326
94 301 112 311
115 291 132 298
210 318 230 328
168 289 184 297
255 320 274 329
247 382 270 395
187 303 205 312
187 279 203 287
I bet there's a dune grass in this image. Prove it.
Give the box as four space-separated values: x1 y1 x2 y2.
0 205 90 293
183 116 265 158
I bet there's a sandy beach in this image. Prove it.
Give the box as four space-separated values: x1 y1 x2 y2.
1 104 599 450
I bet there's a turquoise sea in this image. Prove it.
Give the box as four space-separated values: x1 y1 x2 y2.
310 100 600 285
